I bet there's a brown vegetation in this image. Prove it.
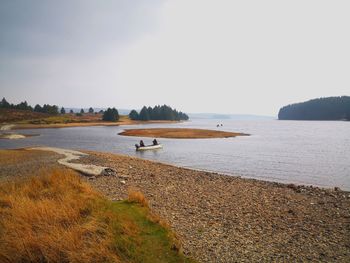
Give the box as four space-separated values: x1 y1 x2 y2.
0 168 119 263
0 149 53 166
0 108 49 123
0 151 195 263
128 188 149 207
119 128 249 139
1 110 178 130
0 149 61 182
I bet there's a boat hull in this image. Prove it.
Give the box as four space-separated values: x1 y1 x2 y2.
136 144 163 151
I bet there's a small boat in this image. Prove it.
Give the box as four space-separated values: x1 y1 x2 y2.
135 144 163 151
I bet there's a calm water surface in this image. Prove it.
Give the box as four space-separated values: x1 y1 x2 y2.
1 120 349 190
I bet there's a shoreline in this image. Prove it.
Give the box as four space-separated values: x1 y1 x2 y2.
70 150 350 262
89 148 348 192
0 120 180 131
1 148 349 261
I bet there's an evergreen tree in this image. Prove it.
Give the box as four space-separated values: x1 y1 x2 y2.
15 101 32 111
129 105 189 121
69 109 74 114
42 104 59 115
60 107 66 114
0 97 10 108
80 108 85 114
153 105 161 120
112 108 119 121
129 109 139 120
102 108 119 121
88 107 94 114
139 106 150 121
34 104 42 112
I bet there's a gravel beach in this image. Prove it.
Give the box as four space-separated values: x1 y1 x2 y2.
1 149 349 262
78 151 350 262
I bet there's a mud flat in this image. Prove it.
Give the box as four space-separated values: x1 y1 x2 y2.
119 128 249 139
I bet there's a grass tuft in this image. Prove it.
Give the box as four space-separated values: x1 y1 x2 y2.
128 188 149 207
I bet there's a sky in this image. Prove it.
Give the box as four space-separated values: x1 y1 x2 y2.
0 0 349 116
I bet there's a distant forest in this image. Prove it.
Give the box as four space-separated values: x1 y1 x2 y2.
0 97 59 115
129 105 189 121
278 96 350 120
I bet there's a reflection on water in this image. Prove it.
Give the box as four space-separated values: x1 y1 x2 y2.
1 119 349 190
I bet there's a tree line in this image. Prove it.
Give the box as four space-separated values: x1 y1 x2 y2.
0 97 119 121
278 96 350 120
129 105 189 121
0 97 59 114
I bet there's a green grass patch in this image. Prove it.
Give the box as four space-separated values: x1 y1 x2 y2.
107 201 195 263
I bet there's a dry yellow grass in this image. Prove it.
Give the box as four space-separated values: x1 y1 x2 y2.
0 149 196 262
0 168 120 263
10 115 177 130
0 163 195 263
128 188 149 207
0 149 50 165
119 128 249 139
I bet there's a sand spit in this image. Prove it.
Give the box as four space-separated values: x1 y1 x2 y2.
0 124 15 131
0 124 31 140
0 134 26 139
0 132 39 140
119 128 248 139
30 147 112 176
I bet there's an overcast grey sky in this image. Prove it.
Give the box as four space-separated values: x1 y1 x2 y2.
0 0 349 116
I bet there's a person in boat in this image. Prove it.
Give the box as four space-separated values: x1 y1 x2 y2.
153 139 158 145
139 140 145 147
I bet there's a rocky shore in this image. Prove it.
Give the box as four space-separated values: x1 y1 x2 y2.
1 149 349 262
77 151 350 262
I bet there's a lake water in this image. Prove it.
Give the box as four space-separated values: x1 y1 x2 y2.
1 119 349 190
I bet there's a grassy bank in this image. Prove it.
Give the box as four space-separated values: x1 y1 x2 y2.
119 128 249 139
0 109 179 130
0 167 194 263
